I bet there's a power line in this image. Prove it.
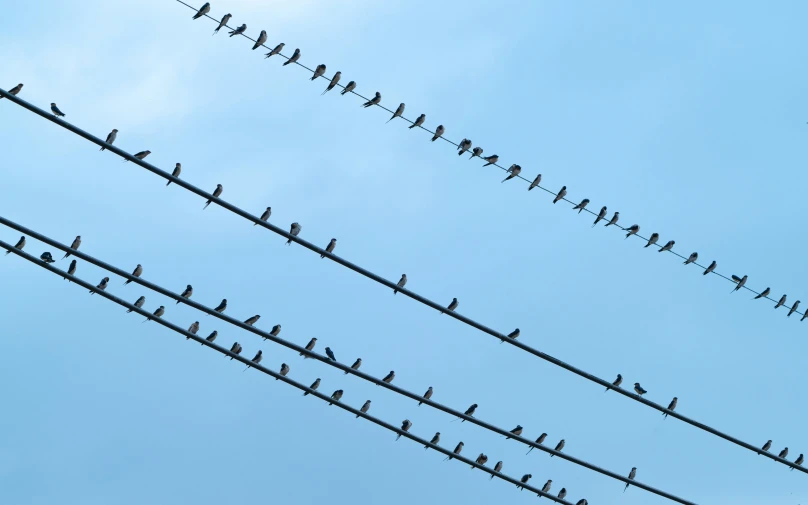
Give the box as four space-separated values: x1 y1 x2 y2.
0 215 698 505
172 0 805 320
0 90 803 475
0 238 586 505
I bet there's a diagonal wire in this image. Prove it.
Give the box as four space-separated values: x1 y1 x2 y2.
0 215 699 505
1 238 585 505
172 0 805 320
0 89 803 475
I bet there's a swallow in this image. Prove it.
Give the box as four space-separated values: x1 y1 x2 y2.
40 252 55 263
431 125 445 141
551 439 564 456
426 432 440 449
66 259 77 278
50 103 66 117
779 447 789 459
345 358 362 374
203 184 223 209
557 488 567 500
187 321 200 336
490 461 503 479
553 185 567 203
256 207 271 225
303 378 320 396
754 287 770 300
252 30 267 50
444 441 463 461
592 206 607 227
63 236 81 259
124 150 150 162
473 454 488 468
381 371 395 384
325 347 336 361
502 328 520 343
663 397 677 418
90 277 109 294
341 81 356 95
703 260 717 275
482 154 499 166
204 330 217 344
659 240 674 253
605 211 619 227
244 314 260 326
1 83 23 98
361 92 381 108
624 467 636 492
99 129 118 151
322 71 341 94
329 389 343 405
393 274 407 294
193 2 210 19
358 400 371 417
502 164 521 183
321 238 336 258
265 42 284 58
311 63 326 81
127 296 146 313
419 386 433 405
279 363 290 377
760 440 772 454
229 24 247 37
396 420 411 440
792 454 804 470
684 252 698 264
518 474 532 490
213 13 231 34
633 382 647 396
462 403 478 420
802 311 808 322
283 48 300 65
576 501 588 505
572 198 589 213
228 342 242 359
213 298 227 313
5 235 25 255
606 373 622 392
625 224 640 238
541 479 552 493
143 305 165 322
645 233 659 248
300 337 317 357
774 294 786 309
286 222 301 245
445 297 458 313
731 274 747 292
457 139 472 156
244 350 263 371
507 425 523 439
269 324 281 337
469 147 483 159
177 285 192 304
526 433 547 454
409 113 426 129
387 103 405 123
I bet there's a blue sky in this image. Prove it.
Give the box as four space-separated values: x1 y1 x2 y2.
1 0 807 504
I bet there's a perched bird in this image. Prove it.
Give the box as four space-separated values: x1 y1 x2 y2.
605 211 620 227
501 164 521 183
663 397 677 418
252 30 267 50
518 474 532 490
177 285 192 304
283 48 300 65
278 363 290 377
203 184 223 209
127 296 146 313
213 298 227 313
358 400 371 418
541 479 552 493
576 500 588 505
213 13 231 34
553 185 567 204
431 125 445 141
504 328 520 342
325 347 336 361
791 454 804 470
228 342 242 359
774 294 787 309
551 439 565 456
99 129 118 151
321 238 336 258
382 370 395 384
592 206 607 227
393 274 407 294
341 81 356 95
444 441 464 461
507 425 523 439
490 461 503 479
624 467 636 492
396 420 411 440
473 454 488 468
462 403 478 420
572 198 589 213
760 440 772 454
40 252 55 263
684 252 698 265
66 259 77 278
62 235 81 259
779 447 789 459
50 103 66 117
361 92 381 108
269 324 281 337
90 277 109 295
6 235 25 255
426 432 440 449
265 42 285 58
229 24 247 37
387 103 405 123
731 274 748 292
625 224 640 238
558 488 567 500
606 374 623 391
528 174 541 190
166 163 181 186
659 240 675 253
244 314 260 326
445 297 458 313
457 139 472 156
469 147 483 159
245 350 263 370
1 83 23 98
303 378 320 396
409 113 426 129
322 71 341 94
143 305 165 322
703 260 717 275
802 311 808 322
419 386 433 405
187 321 200 336
256 207 271 224
634 382 647 396
311 63 326 81
526 433 547 454
193 2 210 19
300 337 317 357
204 330 217 344
482 154 499 166
345 358 362 374
124 150 150 162
329 389 343 405
645 233 659 248
286 222 301 245
754 287 771 300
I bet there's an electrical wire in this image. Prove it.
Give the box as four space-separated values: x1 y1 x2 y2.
0 215 699 505
0 89 803 475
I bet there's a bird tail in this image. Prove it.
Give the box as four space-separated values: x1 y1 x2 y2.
99 146 105 151
591 221 598 228
243 366 250 372
386 115 395 123
703 269 710 275
418 401 422 406
341 89 348 95
469 153 475 159
431 136 438 141
526 447 534 455
282 60 291 65
213 28 220 34
483 162 492 166
310 75 317 81
578 208 584 214
166 180 171 186
624 484 629 492
458 151 463 156
62 253 69 259
321 88 329 95
396 434 401 441
4 251 10 255
286 239 292 245
393 290 397 295
126 309 133 313
203 201 211 209
489 474 495 480
408 124 417 129
142 318 150 323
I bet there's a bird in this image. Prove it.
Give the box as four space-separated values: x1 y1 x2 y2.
143 305 165 322
50 103 66 117
541 479 552 494
802 311 808 322
127 296 146 313
382 371 395 384
358 400 371 418
99 129 118 151
507 425 523 439
163 163 181 186
482 154 499 166
462 403 478 420
527 174 541 190
244 314 260 326
606 374 622 391
6 235 25 255
229 24 247 37
268 324 281 337
345 358 362 374
303 378 320 396
213 13 231 34
62 235 81 259
409 113 426 129
177 285 192 304
553 186 567 203
557 488 567 500
361 92 381 108
1 83 23 98
203 184 223 209
551 439 565 456
518 474 532 490
576 500 588 505
754 287 770 300
473 454 488 468
625 224 640 238
634 382 647 396
731 274 748 292
187 321 200 336
278 363 290 377
321 238 336 258
624 467 636 492
504 328 520 342
645 233 659 248
501 164 521 183
791 454 804 470
123 150 150 162
300 338 317 357
490 461 503 479
329 389 343 405
703 260 717 275
193 2 210 19
572 198 589 213
252 30 267 50
66 259 77 278
426 432 440 449
605 211 619 227
431 125 445 141
684 252 698 265
457 139 472 156
286 223 301 245
244 350 262 371
778 295 792 311
322 71 341 94
393 274 407 294
283 48 300 65
311 63 326 81
396 420 411 440
204 330 217 344
325 347 336 361
387 103 405 123
40 252 55 263
419 386 433 405
760 440 772 454
526 433 547 454
265 43 285 58
256 207 271 224
444 441 463 461
445 297 458 313
659 240 675 253
663 397 677 418
779 447 789 459
90 277 109 295
213 299 227 313
228 342 242 360
469 147 483 159
341 81 356 95
592 206 607 227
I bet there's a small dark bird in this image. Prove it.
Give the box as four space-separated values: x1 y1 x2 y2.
89 276 109 295
203 184 223 209
321 238 336 258
5 236 25 255
490 461 503 479
551 439 565 456
507 425 523 439
462 403 478 421
663 397 677 418
66 259 77 278
445 297 458 313
256 207 271 224
63 235 81 259
606 373 622 392
754 287 771 300
357 400 371 418
345 358 362 374
419 386 433 405
779 447 789 459
444 441 463 461
303 378 320 396
760 440 772 455
325 347 336 361
244 350 262 371
278 363 290 378
300 337 317 357
425 432 440 449
501 328 520 343
396 419 411 440
204 331 217 344
791 454 804 470
166 163 181 186
228 342 242 359
40 252 55 263
382 370 395 384
634 382 647 396
124 264 142 285
703 260 717 275
193 2 210 19
624 467 636 492
526 433 547 454
213 299 227 313
50 103 66 117
518 474 532 490
177 284 192 304
244 314 260 326
329 389 343 405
